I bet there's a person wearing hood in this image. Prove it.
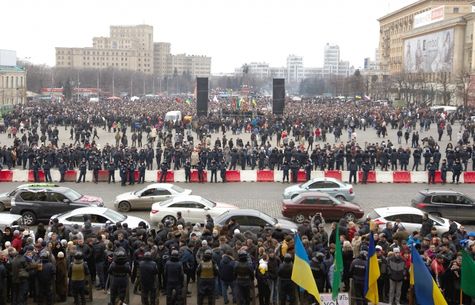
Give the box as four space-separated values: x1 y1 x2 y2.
55 251 68 302
234 250 254 305
139 252 159 305
220 250 236 304
37 250 56 305
256 254 271 305
68 252 89 305
165 249 184 305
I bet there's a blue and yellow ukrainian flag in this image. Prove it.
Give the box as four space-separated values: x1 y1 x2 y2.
364 233 380 304
410 246 447 305
291 234 321 303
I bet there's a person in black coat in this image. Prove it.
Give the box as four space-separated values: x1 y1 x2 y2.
348 159 358 184
43 160 52 182
76 159 87 183
164 250 184 305
452 159 462 184
159 162 169 183
58 159 67 182
139 252 159 305
37 251 56 305
427 160 436 184
184 160 191 183
282 161 290 183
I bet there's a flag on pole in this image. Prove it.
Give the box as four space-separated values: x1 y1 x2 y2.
291 234 321 303
411 246 447 305
461 249 475 297
364 233 380 304
252 98 257 108
332 224 343 300
185 98 192 105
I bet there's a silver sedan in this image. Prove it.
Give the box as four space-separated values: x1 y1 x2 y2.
114 183 192 212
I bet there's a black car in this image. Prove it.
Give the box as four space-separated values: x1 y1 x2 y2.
214 209 298 235
411 189 475 222
10 187 104 225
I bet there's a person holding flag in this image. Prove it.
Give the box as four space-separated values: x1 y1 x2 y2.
461 248 475 305
332 224 343 301
291 234 321 305
410 245 447 305
364 232 380 305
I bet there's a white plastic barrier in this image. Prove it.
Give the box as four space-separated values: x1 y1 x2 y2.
411 171 428 183
274 170 283 182
240 170 257 182
313 171 325 178
341 171 350 183
12 170 28 182
145 170 156 182
173 170 186 182
376 171 393 183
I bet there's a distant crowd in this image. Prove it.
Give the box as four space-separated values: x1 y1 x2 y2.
0 99 474 177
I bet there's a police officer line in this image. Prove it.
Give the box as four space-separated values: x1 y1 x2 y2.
2 169 475 183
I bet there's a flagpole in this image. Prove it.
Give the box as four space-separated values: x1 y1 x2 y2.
459 288 463 305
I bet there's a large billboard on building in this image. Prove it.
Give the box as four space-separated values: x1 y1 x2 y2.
403 29 454 73
413 6 445 29
0 50 16 66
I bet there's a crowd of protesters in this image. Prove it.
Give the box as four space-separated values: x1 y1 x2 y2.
0 210 474 305
0 98 475 183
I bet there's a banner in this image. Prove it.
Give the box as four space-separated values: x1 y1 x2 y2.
320 293 349 305
404 29 454 73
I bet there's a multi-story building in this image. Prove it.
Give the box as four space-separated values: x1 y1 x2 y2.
56 25 154 74
153 42 171 77
234 62 270 79
323 43 354 77
286 55 304 82
0 50 26 106
56 25 211 77
378 0 471 74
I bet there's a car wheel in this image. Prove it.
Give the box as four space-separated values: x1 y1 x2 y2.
162 215 176 225
291 194 298 200
22 211 37 226
335 195 346 201
0 202 5 212
118 201 131 212
294 213 306 224
344 212 356 222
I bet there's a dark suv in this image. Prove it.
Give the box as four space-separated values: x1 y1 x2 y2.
10 187 104 225
411 190 475 222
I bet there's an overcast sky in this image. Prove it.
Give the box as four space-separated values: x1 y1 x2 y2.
2 0 414 73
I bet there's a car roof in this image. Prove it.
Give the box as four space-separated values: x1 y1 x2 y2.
17 186 73 193
165 195 204 203
61 207 108 216
146 183 174 189
308 177 342 184
418 189 463 196
373 206 424 217
220 209 262 217
17 183 60 189
295 191 332 198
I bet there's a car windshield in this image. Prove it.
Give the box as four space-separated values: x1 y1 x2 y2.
63 189 82 201
103 209 126 222
260 212 277 225
367 210 381 220
171 185 185 193
200 197 217 207
214 210 230 223
429 214 445 224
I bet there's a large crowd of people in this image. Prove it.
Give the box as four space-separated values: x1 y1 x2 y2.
0 98 475 183
0 210 474 305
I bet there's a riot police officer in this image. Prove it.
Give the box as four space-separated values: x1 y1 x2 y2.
184 160 191 183
77 158 87 183
160 162 169 183
139 252 159 305
233 251 254 305
196 249 218 305
108 160 116 184
108 250 131 305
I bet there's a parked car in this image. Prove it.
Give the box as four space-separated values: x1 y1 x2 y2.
367 206 459 235
282 191 364 223
214 209 298 235
50 207 149 232
411 189 475 222
10 187 104 225
114 183 192 212
0 213 23 230
282 177 355 201
149 195 238 225
0 183 60 212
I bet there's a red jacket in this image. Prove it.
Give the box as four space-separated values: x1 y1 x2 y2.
12 236 22 253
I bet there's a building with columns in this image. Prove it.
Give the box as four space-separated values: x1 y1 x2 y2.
0 50 26 107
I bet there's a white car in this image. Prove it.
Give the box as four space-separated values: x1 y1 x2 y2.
51 207 150 231
114 183 192 212
150 195 238 225
368 206 459 235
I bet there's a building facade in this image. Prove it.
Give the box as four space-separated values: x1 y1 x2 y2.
0 50 26 106
56 25 211 77
286 55 304 82
378 0 472 75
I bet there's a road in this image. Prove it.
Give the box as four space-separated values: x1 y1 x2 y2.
1 181 474 228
